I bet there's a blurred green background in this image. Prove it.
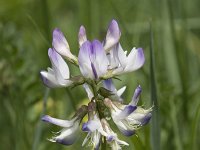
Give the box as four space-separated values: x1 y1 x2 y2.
0 0 200 150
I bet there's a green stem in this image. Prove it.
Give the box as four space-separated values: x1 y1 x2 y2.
101 137 107 150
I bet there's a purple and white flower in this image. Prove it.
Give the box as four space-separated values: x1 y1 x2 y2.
104 98 137 136
78 40 109 79
101 20 145 76
82 114 108 149
42 115 79 145
101 119 129 150
108 43 145 75
40 48 73 88
42 105 87 145
81 101 108 149
52 28 77 61
104 85 152 136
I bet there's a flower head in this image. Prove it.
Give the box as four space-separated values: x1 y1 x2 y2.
41 19 151 150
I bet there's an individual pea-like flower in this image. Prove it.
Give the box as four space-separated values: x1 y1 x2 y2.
108 43 145 75
82 101 108 149
126 85 152 126
78 40 109 80
103 20 145 76
101 119 129 150
104 98 137 136
103 79 126 102
104 85 152 136
52 28 77 62
42 105 88 145
40 48 73 88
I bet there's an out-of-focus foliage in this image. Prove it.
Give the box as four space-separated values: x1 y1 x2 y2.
0 0 200 150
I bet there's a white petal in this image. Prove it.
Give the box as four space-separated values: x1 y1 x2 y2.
92 40 109 77
83 84 94 100
48 48 72 86
78 41 94 79
78 25 87 47
53 121 79 145
117 86 126 97
104 19 121 51
117 43 127 67
124 48 145 72
42 115 75 127
40 70 61 88
82 132 91 146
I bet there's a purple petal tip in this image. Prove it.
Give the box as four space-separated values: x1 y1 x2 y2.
40 71 48 85
137 48 145 65
56 138 75 145
41 115 50 122
121 129 135 136
107 135 114 142
79 26 86 35
82 122 90 132
123 105 137 116
141 113 152 125
135 85 142 98
108 19 120 36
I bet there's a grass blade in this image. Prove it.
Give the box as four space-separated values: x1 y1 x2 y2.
149 21 160 150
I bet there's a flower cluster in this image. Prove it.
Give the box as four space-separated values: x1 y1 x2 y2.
40 19 152 150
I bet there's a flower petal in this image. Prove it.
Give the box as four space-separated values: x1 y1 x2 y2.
42 115 75 127
48 48 72 86
50 121 79 145
129 85 142 105
78 41 94 79
52 28 76 60
113 120 135 136
104 19 121 51
78 25 87 47
83 84 94 100
103 79 116 93
82 120 100 132
141 113 152 125
117 44 127 67
78 40 108 79
119 128 135 136
91 40 108 77
115 105 137 120
40 70 60 88
124 48 145 72
117 86 126 97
